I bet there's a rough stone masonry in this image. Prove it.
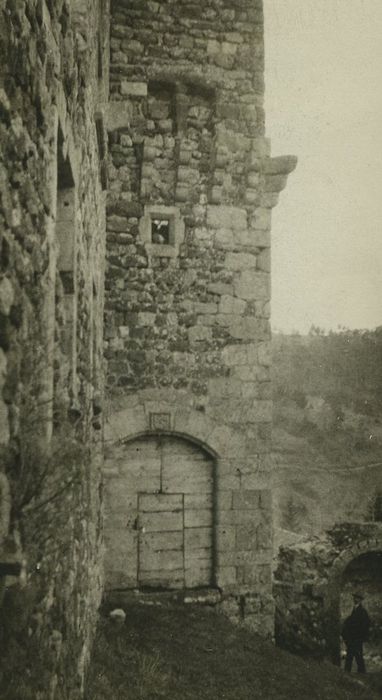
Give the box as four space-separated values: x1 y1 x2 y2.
0 1 108 697
104 0 296 635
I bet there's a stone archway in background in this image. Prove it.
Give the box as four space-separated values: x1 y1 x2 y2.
324 536 382 665
104 431 217 591
340 552 382 670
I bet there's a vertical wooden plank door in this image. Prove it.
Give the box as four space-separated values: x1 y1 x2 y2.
138 493 185 589
105 435 215 590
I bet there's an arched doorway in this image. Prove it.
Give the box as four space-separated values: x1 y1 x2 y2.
104 433 216 591
324 539 382 666
340 552 382 670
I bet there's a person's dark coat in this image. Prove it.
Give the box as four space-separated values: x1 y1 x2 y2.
342 604 370 644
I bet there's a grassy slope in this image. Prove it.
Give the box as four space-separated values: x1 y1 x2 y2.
272 330 382 470
85 603 381 700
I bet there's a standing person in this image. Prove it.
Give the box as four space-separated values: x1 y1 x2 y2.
342 592 371 673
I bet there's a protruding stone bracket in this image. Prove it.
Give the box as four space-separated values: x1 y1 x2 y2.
262 154 297 208
265 155 298 177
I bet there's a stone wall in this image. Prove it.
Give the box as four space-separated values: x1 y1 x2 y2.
274 523 382 662
104 0 296 636
0 1 108 697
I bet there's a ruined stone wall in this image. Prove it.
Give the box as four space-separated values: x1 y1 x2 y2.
274 524 382 662
0 1 108 697
104 0 295 636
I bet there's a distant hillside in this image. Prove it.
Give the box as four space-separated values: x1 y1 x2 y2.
273 327 382 416
272 328 382 465
271 329 382 539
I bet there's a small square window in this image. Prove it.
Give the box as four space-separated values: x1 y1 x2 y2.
151 219 170 244
140 205 185 258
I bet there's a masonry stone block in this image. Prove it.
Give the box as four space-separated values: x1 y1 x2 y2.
253 207 271 230
250 229 271 247
216 491 233 510
234 270 270 301
108 101 133 130
216 525 236 552
104 405 145 442
221 344 248 367
248 400 272 422
185 527 212 550
137 312 156 326
229 317 269 341
236 524 258 551
219 295 248 318
225 252 257 271
256 522 272 549
216 566 237 587
188 326 212 344
257 249 271 272
208 426 245 458
240 473 265 490
259 489 272 512
120 81 147 96
207 206 247 231
257 341 272 366
208 377 242 398
245 168 259 186
233 490 262 510
0 278 14 316
237 565 260 586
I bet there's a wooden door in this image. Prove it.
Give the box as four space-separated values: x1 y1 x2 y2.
161 437 214 588
105 435 214 590
138 493 184 589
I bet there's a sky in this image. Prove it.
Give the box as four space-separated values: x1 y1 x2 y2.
264 0 382 333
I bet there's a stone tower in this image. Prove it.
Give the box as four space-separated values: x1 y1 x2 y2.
104 0 296 634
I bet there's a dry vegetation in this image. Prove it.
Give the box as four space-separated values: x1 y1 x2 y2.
85 603 381 700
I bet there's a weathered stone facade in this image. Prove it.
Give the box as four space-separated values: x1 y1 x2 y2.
104 0 296 635
0 1 108 696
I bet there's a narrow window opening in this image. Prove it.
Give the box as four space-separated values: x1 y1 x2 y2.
54 128 77 426
95 113 107 190
97 32 103 79
373 494 382 522
151 219 170 244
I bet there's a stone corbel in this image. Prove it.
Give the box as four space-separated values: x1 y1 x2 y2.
262 154 297 208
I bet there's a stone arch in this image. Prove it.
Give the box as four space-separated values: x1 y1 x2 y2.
119 430 219 461
104 425 218 592
324 535 382 663
103 397 239 461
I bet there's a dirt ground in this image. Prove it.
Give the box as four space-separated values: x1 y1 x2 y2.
85 602 382 699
